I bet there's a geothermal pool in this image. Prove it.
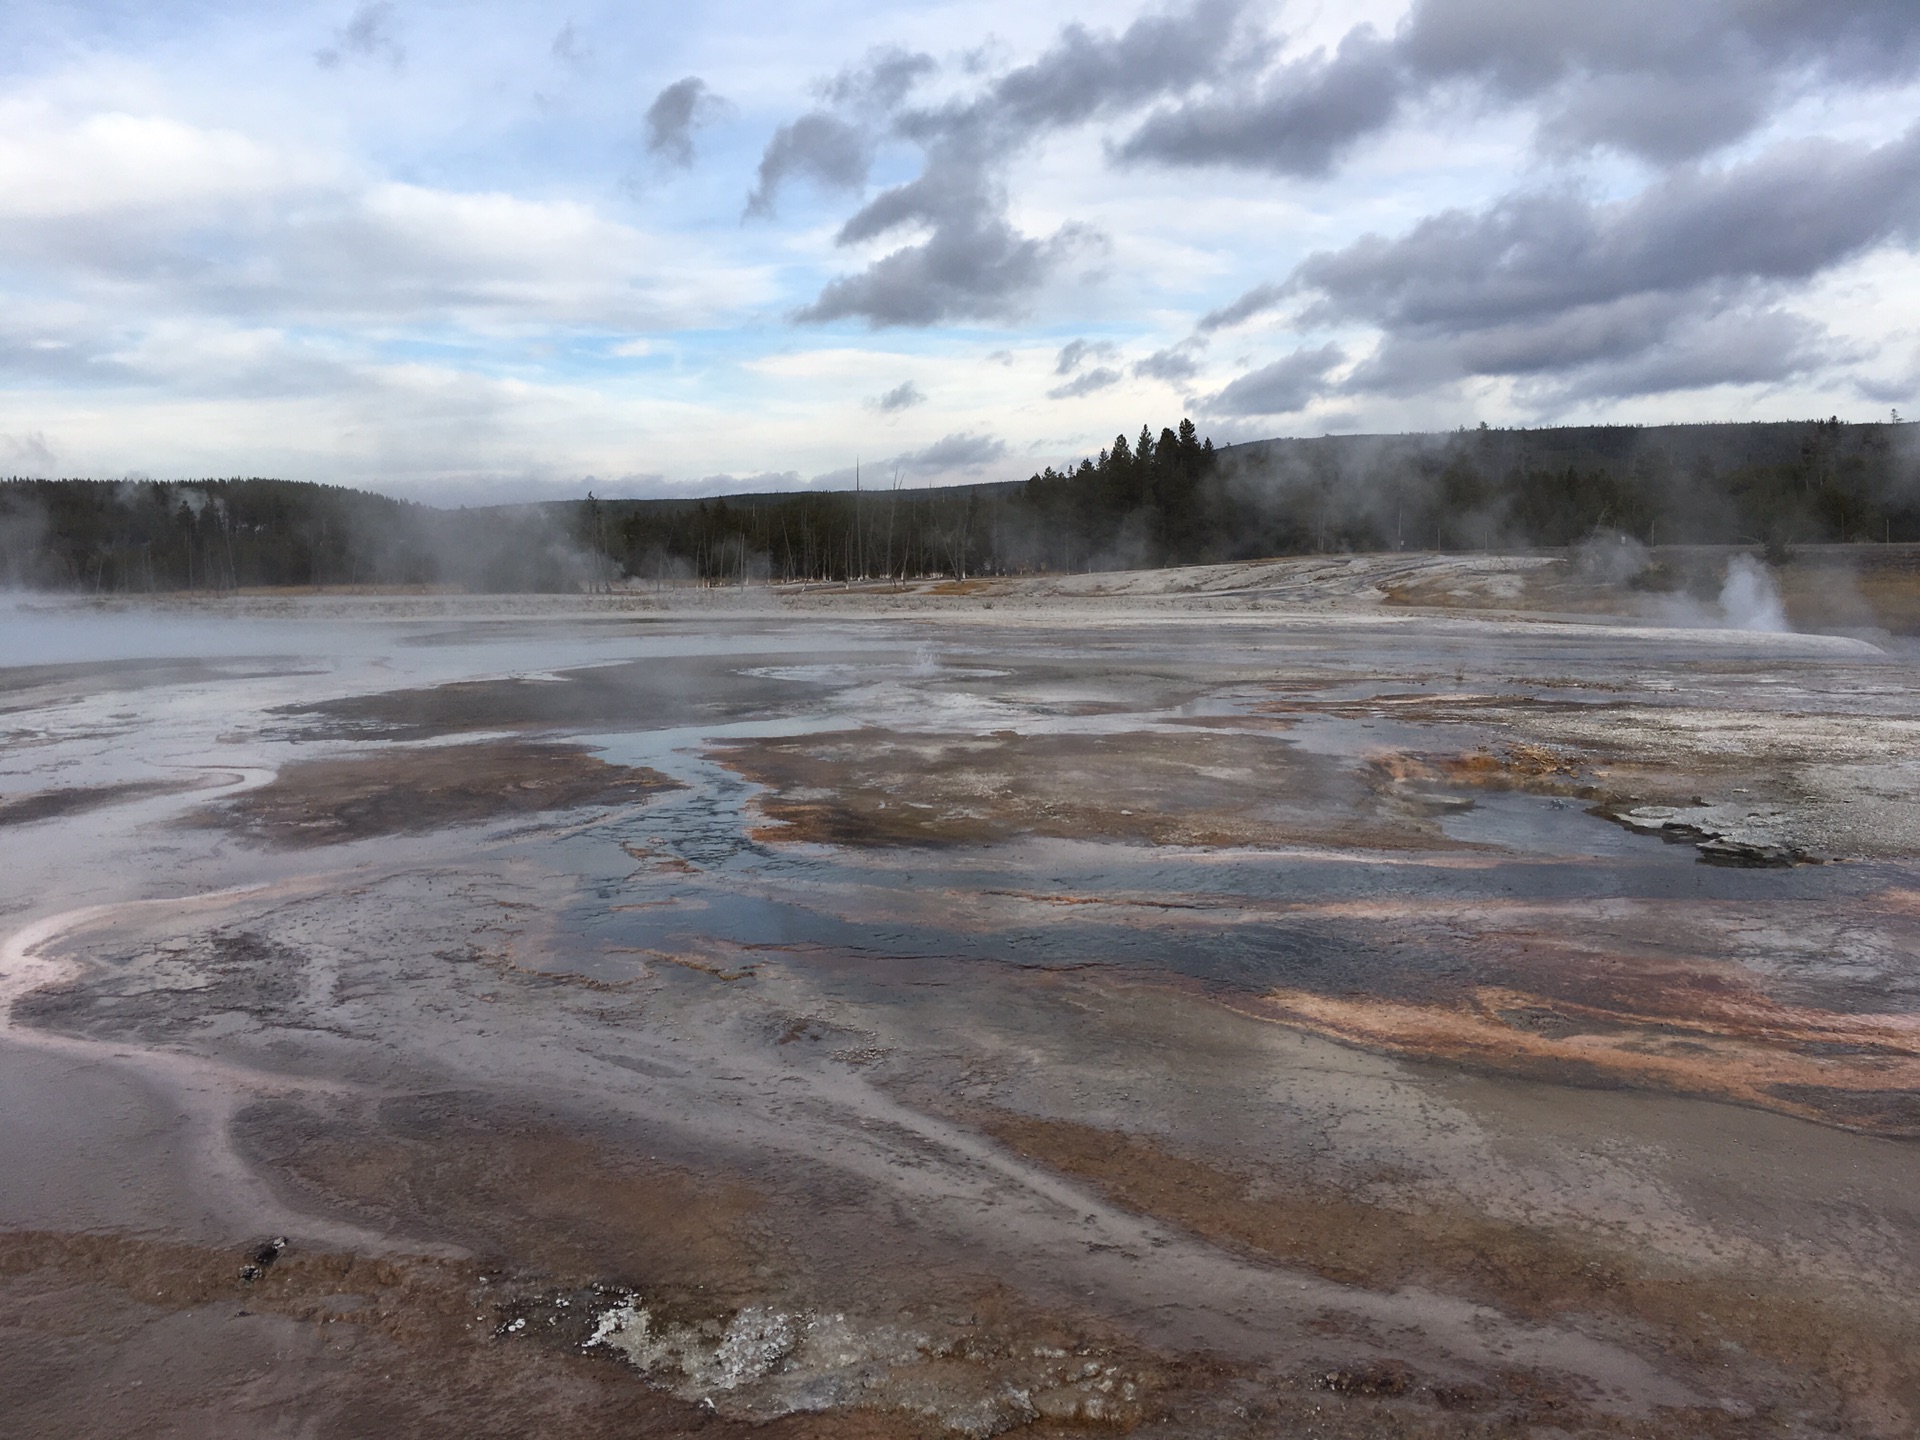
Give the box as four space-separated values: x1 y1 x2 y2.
3 587 1919 1437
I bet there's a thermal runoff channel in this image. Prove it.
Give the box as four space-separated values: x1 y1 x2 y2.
4 568 1920 1437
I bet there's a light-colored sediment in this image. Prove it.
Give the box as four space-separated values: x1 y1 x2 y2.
3 573 1918 1437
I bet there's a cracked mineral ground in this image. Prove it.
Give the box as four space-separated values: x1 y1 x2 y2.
5 554 1920 1438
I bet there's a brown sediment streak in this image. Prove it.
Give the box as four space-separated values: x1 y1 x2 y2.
232 1100 772 1300
1221 984 1920 1135
714 726 1462 852
980 894 1652 927
972 1111 1919 1436
1880 887 1920 916
0 778 202 826
0 1229 911 1440
203 739 679 847
949 881 1920 1133
1370 745 1585 786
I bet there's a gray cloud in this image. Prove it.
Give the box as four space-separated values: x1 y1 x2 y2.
1527 308 1829 403
822 46 936 113
1054 338 1118 375
1134 344 1203 383
896 431 1007 472
646 77 724 168
746 113 872 217
1204 343 1344 416
1342 292 1828 402
1532 67 1765 165
316 3 403 70
1116 0 1920 176
1403 0 1920 161
746 49 934 220
1117 29 1400 176
1857 349 1920 407
832 150 982 246
1048 366 1121 399
1197 282 1286 332
794 1 1266 327
957 0 1261 139
870 380 925 412
1287 125 1920 399
809 434 1006 491
798 213 1085 327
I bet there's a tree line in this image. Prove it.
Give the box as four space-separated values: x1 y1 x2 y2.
596 419 1220 585
4 418 1917 593
1214 419 1920 555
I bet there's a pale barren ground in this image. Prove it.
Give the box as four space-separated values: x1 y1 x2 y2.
3 551 1919 1438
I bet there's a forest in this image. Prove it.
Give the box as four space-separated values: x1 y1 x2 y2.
4 418 1917 593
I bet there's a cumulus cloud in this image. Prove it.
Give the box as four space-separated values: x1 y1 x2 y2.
1399 0 1920 162
796 143 1067 324
797 207 1089 326
1117 0 1920 176
950 0 1260 139
645 78 724 167
1531 308 1829 402
1134 344 1203 384
1204 343 1344 416
1296 129 1920 329
895 431 1006 472
1048 366 1121 399
1291 125 1920 399
13 3 1920 490
745 49 935 219
793 0 1266 327
746 114 872 216
821 46 936 113
1117 29 1400 176
870 380 925 412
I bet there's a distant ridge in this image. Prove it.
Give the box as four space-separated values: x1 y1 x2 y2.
5 419 1916 591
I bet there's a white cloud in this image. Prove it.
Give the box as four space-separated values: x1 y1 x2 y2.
0 102 324 220
0 98 777 341
0 1 1914 497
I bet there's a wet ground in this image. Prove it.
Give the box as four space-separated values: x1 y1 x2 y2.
4 565 1920 1437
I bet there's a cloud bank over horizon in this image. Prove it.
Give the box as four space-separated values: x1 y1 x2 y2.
0 0 1916 503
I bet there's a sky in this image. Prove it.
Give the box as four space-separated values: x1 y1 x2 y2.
2 0 1918 503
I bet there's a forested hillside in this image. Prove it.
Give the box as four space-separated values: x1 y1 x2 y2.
5 419 1917 592
0 478 602 593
